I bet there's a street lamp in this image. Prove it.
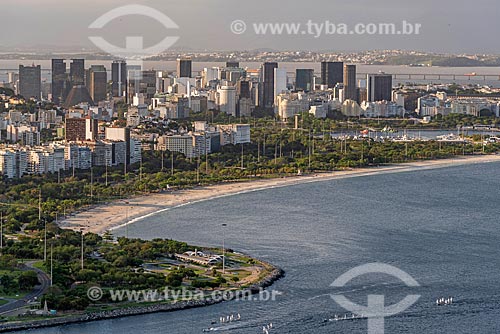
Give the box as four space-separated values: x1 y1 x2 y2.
44 219 47 262
0 212 3 255
80 227 85 270
221 223 227 274
50 242 53 287
123 201 130 238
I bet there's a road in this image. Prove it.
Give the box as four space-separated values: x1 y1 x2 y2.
0 261 50 315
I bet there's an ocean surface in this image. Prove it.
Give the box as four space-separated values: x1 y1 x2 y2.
29 161 500 334
2 61 500 86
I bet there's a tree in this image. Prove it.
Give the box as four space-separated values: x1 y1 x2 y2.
0 274 15 291
18 271 39 290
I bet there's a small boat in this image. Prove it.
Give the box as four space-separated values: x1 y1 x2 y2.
202 328 215 332
328 313 366 322
436 296 454 306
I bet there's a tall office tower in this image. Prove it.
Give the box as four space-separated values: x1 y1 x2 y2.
343 64 357 101
126 65 142 102
141 70 157 103
236 80 251 99
262 62 278 108
19 64 41 100
86 65 107 104
127 69 157 104
70 59 85 87
254 82 264 108
177 58 192 78
321 61 343 88
51 59 67 104
217 85 237 116
295 69 315 92
274 68 287 106
111 60 127 98
226 61 240 68
367 73 393 102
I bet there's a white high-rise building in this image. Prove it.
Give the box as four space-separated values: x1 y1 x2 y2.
0 150 17 178
202 67 220 87
218 124 251 145
217 86 237 116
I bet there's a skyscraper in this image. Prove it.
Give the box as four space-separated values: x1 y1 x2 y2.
321 61 343 88
343 64 357 101
274 68 287 109
177 58 192 78
367 73 393 102
70 59 85 87
140 70 157 103
295 69 314 92
217 85 237 116
236 80 251 99
262 62 278 108
86 65 107 104
51 59 67 105
19 65 41 100
111 60 127 98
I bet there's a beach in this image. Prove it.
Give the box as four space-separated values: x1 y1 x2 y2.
59 155 500 235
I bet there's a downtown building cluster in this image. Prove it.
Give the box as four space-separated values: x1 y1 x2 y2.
270 62 403 120
6 58 400 120
416 91 500 118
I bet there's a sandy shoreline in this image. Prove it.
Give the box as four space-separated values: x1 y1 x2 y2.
60 155 500 235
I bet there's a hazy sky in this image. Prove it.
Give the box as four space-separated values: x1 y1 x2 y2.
1 0 498 53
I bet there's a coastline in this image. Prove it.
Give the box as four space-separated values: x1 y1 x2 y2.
0 262 285 333
60 154 500 235
4 154 499 332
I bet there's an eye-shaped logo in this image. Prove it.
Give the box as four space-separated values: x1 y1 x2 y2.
88 5 179 61
330 263 420 333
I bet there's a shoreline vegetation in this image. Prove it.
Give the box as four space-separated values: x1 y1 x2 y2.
0 226 284 332
62 154 500 235
0 259 284 333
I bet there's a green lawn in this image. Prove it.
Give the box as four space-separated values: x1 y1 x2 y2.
31 261 46 271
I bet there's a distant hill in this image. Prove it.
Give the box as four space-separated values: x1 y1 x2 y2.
374 55 500 67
